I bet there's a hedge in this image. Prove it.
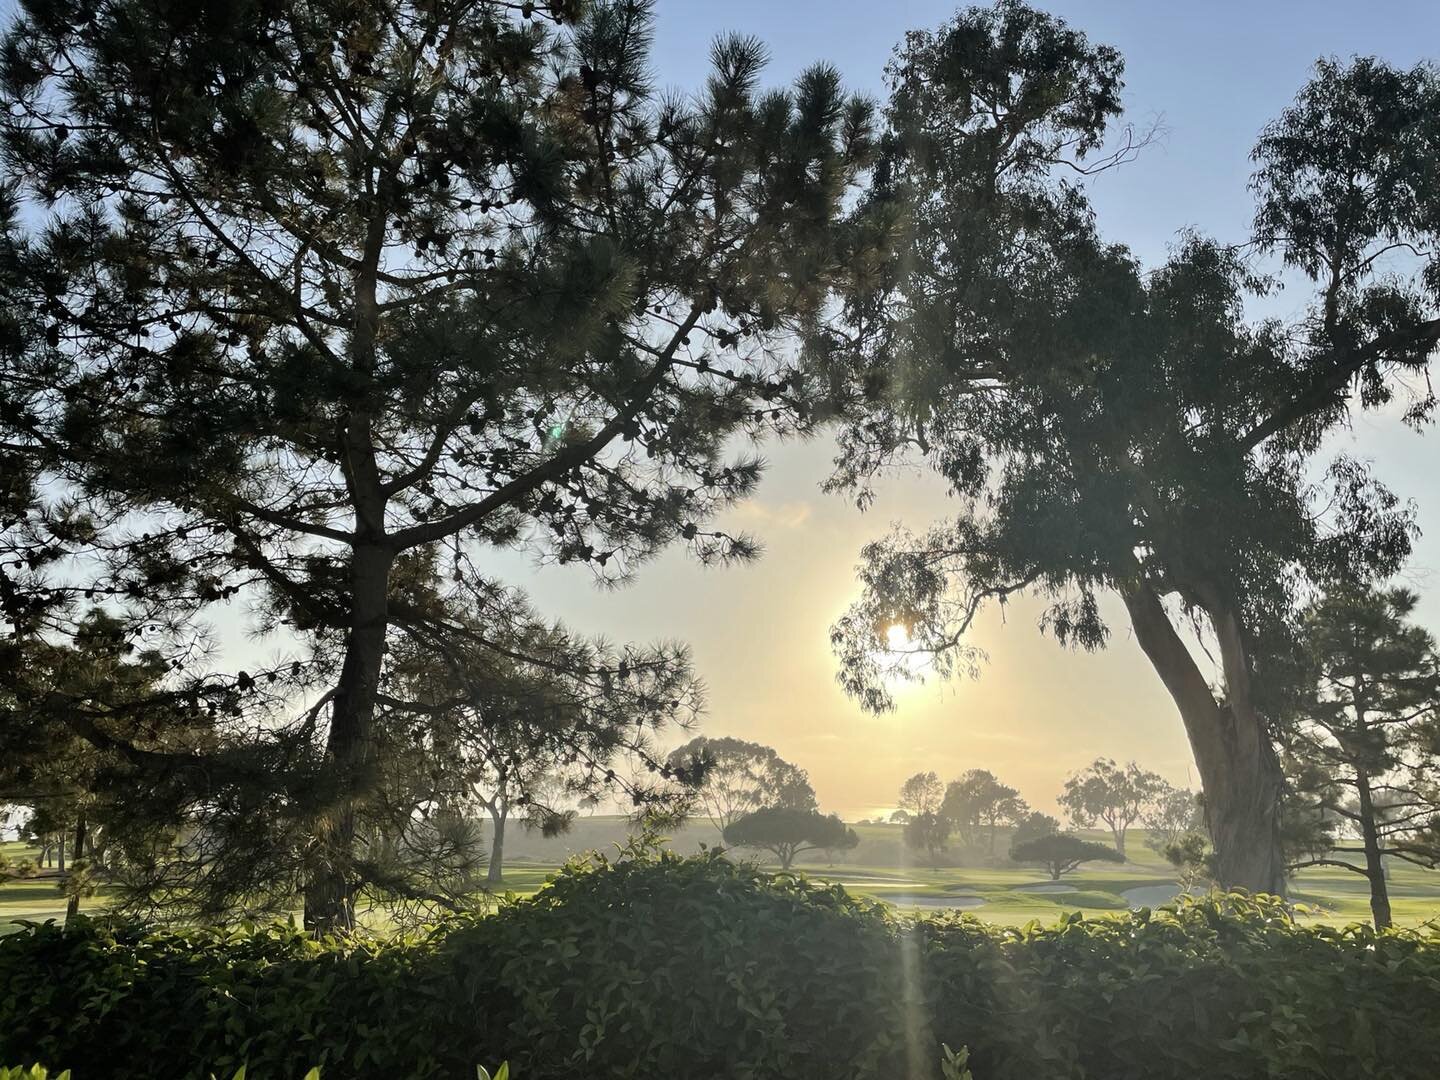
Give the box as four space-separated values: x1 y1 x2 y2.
3 849 1440 1079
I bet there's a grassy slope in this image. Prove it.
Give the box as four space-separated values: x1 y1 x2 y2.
5 822 1439 933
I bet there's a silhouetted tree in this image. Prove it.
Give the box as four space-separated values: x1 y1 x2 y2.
903 810 952 869
825 4 1439 893
666 736 817 838
0 0 876 930
942 768 1027 853
0 610 216 921
1058 759 1165 859
1011 809 1059 847
1282 586 1440 929
723 807 858 870
372 572 702 913
1011 832 1123 880
898 771 944 817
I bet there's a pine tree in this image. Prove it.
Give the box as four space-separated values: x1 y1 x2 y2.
1283 587 1440 929
0 0 876 929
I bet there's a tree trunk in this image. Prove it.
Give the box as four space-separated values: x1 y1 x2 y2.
56 833 65 874
485 800 508 888
1354 767 1393 930
303 541 394 934
1121 582 1285 894
1111 825 1127 860
65 814 87 922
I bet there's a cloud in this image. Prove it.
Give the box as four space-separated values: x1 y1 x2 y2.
727 499 814 529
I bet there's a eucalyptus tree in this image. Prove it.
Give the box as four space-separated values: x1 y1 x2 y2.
897 770 944 817
665 735 818 838
1283 586 1440 929
0 0 877 929
941 768 1026 854
823 3 1439 892
1057 758 1164 859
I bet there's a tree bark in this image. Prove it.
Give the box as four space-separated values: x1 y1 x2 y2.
1109 823 1127 860
65 813 87 922
303 541 394 933
1121 582 1285 894
1354 766 1393 929
485 799 508 888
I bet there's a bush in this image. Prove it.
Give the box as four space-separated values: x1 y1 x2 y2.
0 919 450 1079
921 894 1440 1079
2 853 1440 1079
438 847 913 1079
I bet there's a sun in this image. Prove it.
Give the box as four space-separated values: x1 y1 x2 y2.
886 623 912 651
877 622 933 687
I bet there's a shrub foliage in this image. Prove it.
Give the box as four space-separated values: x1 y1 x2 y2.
3 851 1440 1079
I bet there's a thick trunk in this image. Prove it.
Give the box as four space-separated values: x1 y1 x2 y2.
485 801 508 887
1355 768 1393 930
1121 582 1285 894
1110 825 1127 860
303 542 394 934
56 834 65 874
65 814 87 922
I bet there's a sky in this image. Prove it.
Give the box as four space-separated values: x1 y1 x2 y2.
486 1 1440 820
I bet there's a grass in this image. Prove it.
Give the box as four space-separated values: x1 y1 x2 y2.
5 821 1439 934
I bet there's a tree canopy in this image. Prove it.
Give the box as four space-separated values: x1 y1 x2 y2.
897 770 944 817
1057 758 1165 859
1010 832 1124 880
942 768 1027 853
722 807 857 871
824 2 1440 893
666 735 817 837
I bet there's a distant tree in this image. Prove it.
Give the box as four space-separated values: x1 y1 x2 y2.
823 5 1440 897
1011 810 1060 848
1011 833 1124 881
1141 783 1205 853
0 610 214 920
941 769 1028 854
667 736 817 838
378 577 700 911
903 811 952 870
723 808 858 871
1282 586 1440 929
898 771 944 817
1058 759 1165 859
888 808 911 825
